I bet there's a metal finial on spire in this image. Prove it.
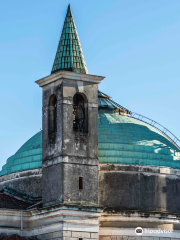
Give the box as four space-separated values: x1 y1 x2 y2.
51 5 88 74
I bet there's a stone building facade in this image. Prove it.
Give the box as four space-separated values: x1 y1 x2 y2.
0 5 180 240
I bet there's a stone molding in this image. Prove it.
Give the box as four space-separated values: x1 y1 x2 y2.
0 169 42 183
100 211 180 239
36 70 105 87
99 164 180 176
0 205 102 238
42 156 99 168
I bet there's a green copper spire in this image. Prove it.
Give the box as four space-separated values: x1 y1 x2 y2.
51 4 88 74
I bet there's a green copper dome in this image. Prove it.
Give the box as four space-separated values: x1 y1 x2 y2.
0 131 42 176
98 109 180 168
1 92 180 176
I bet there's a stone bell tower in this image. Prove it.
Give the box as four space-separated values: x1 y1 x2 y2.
36 5 104 208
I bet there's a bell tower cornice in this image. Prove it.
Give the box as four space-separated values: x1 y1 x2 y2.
36 70 105 87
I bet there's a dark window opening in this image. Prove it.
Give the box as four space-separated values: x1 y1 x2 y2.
73 93 87 133
48 94 57 135
79 238 83 240
79 177 83 190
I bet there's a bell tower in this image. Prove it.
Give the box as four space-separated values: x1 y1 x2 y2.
36 5 104 208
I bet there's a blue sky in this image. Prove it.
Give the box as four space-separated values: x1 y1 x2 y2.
0 0 180 169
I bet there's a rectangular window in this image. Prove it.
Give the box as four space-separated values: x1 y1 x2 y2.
79 238 83 240
79 177 83 190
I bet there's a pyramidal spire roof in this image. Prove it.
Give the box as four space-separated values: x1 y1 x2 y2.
51 5 88 74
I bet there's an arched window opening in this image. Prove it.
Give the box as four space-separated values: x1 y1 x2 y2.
48 94 57 135
73 93 87 133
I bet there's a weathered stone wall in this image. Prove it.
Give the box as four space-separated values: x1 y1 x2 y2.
1 164 180 214
41 75 99 207
99 164 180 213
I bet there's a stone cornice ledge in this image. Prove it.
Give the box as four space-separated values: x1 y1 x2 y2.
32 203 104 215
36 70 105 87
